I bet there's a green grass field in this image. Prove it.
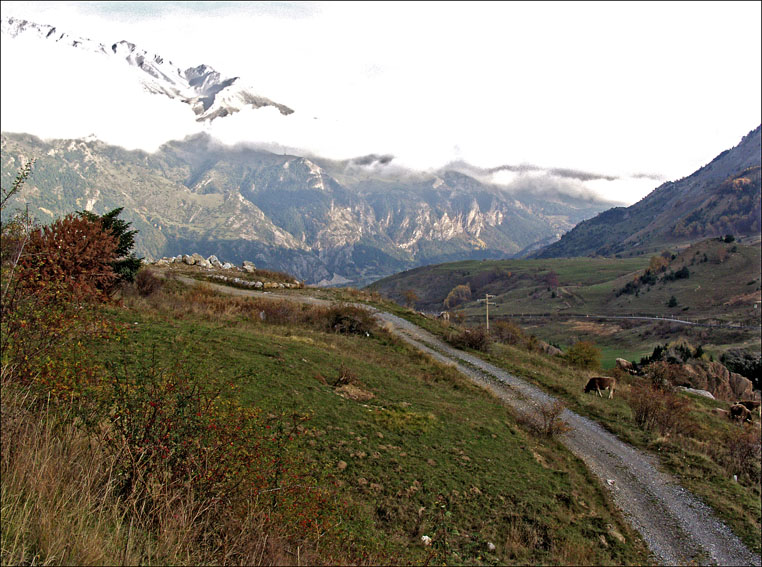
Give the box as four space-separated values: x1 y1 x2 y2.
2 277 651 565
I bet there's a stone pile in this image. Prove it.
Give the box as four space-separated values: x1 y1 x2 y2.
149 253 237 270
143 254 303 288
207 274 301 289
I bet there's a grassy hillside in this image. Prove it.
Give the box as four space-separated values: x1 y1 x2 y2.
2 272 650 565
368 239 761 367
532 125 761 259
366 306 761 554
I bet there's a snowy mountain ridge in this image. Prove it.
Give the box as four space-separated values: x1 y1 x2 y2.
1 16 293 122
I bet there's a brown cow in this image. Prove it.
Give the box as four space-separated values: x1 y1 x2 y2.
736 400 761 418
584 377 616 399
728 403 753 423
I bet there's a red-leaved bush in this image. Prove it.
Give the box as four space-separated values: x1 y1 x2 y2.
2 214 119 386
17 214 119 300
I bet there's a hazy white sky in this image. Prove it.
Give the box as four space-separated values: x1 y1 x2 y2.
1 1 760 204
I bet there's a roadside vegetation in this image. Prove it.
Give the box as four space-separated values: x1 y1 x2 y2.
364 303 761 553
2 169 649 564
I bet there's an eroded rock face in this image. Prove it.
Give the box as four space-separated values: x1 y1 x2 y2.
678 361 756 402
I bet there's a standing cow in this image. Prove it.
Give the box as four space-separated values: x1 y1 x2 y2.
584 377 617 399
729 403 753 423
735 400 761 419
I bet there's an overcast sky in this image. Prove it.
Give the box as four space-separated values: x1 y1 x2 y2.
1 1 760 204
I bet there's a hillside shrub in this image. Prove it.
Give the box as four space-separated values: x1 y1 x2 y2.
17 214 119 300
491 319 526 345
625 381 693 436
96 354 333 542
563 341 601 370
78 207 141 284
446 326 491 352
519 400 570 438
714 428 762 485
2 211 118 386
321 304 377 335
134 268 163 297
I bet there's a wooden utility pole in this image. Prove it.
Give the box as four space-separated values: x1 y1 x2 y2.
477 294 497 331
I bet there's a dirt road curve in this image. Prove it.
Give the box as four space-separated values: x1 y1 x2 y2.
183 278 760 566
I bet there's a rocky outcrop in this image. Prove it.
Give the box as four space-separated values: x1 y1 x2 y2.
676 361 756 402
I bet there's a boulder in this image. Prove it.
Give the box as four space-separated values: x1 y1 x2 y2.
207 255 220 264
676 386 715 400
222 262 235 270
182 254 195 265
155 258 171 267
678 361 755 402
242 260 257 273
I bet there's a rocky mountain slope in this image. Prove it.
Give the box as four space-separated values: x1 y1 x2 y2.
533 125 762 258
0 132 613 285
1 16 293 122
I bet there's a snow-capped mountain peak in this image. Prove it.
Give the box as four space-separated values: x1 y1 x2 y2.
1 16 293 122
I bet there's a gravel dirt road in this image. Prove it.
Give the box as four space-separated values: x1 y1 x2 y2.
180 278 760 566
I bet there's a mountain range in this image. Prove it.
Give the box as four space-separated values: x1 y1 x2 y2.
1 16 293 122
0 132 613 285
2 15 759 285
533 125 761 258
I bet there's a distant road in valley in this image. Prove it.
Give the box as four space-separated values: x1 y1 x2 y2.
458 311 762 330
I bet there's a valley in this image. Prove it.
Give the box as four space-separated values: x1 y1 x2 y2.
369 238 762 368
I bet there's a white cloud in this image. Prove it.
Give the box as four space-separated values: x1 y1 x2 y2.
1 0 760 205
1 33 198 150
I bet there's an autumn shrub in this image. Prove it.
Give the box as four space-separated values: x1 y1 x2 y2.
17 214 119 299
563 341 601 370
2 213 119 387
446 326 492 352
645 360 684 390
134 267 164 297
626 381 694 436
333 363 360 387
717 428 762 484
317 304 377 336
443 284 472 310
96 354 336 555
491 319 526 346
519 400 571 438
